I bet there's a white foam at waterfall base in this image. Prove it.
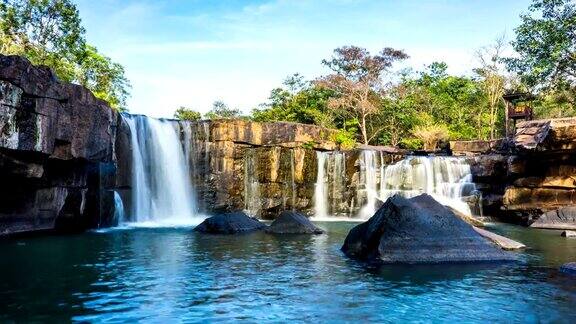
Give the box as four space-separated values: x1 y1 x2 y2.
123 114 204 227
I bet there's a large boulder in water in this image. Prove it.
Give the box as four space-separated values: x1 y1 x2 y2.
266 210 324 234
194 211 266 234
341 194 515 263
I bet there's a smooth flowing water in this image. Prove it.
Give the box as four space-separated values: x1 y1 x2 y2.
381 156 478 216
314 152 328 219
112 191 125 225
0 223 574 322
123 114 198 225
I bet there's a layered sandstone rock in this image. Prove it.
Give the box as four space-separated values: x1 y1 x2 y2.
0 55 119 235
499 117 576 225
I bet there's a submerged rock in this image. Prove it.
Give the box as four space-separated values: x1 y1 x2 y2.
194 211 266 234
341 194 515 264
266 211 324 234
561 230 576 238
560 262 576 275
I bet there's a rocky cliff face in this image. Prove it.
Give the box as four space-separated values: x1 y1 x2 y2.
115 118 402 219
0 55 120 235
453 118 576 227
502 118 576 226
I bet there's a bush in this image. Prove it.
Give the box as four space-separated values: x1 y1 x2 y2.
412 124 449 151
331 129 357 150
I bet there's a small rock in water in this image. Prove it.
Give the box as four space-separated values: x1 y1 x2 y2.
194 211 266 234
561 230 576 237
266 211 324 234
341 194 515 264
560 262 576 275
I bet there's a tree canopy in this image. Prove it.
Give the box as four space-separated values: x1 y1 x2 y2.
0 0 131 111
506 0 576 115
174 107 202 121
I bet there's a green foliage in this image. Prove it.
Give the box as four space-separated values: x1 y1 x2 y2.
174 107 202 121
331 129 356 150
412 124 449 151
398 138 423 150
0 0 131 110
506 0 576 112
204 100 242 119
252 74 335 127
301 141 315 150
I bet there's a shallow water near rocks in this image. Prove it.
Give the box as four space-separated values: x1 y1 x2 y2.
0 222 575 322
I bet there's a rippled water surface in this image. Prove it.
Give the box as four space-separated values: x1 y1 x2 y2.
1 222 575 322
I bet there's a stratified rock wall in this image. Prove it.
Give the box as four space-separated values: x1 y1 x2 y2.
158 120 401 219
0 55 119 235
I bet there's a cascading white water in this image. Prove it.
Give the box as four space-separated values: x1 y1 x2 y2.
113 191 125 225
123 114 198 224
380 156 478 216
358 150 379 218
314 151 328 218
244 149 261 217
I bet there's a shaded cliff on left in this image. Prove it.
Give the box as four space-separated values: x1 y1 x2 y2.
0 55 120 235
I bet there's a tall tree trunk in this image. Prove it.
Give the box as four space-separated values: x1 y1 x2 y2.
360 114 368 145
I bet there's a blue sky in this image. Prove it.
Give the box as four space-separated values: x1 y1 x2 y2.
75 0 532 118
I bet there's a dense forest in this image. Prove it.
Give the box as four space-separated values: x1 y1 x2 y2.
1 0 574 149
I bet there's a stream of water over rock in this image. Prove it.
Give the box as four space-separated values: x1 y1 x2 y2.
313 153 479 219
123 114 199 225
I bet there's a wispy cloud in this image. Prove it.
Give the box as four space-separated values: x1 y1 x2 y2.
75 0 532 117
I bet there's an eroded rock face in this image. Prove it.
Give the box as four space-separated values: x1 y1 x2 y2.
266 210 324 234
341 194 514 263
193 211 266 234
0 55 118 235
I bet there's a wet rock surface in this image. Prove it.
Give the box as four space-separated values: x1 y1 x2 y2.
194 211 267 234
266 210 324 234
341 194 515 264
0 55 118 235
560 262 576 275
530 207 576 230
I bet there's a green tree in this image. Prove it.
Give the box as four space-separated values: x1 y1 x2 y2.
0 0 131 110
506 0 576 112
252 74 336 127
317 46 409 144
174 107 202 121
475 36 508 139
205 100 242 119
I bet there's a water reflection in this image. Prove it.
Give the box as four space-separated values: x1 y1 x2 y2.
0 223 575 322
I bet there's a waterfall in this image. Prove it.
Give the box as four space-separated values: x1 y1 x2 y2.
330 152 346 215
244 149 261 217
113 191 125 225
314 151 328 218
358 150 379 219
290 149 297 209
123 114 198 224
379 156 478 216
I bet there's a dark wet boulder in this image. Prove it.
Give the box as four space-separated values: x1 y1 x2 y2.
194 211 266 234
341 194 515 264
266 210 324 234
560 262 576 275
